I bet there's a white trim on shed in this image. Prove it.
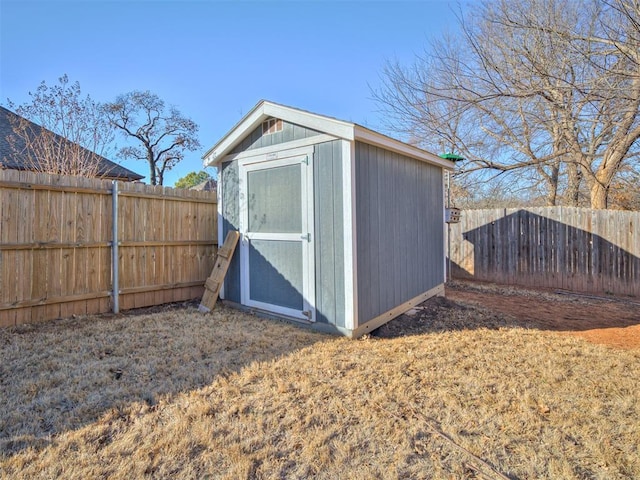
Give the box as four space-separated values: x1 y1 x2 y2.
203 100 455 172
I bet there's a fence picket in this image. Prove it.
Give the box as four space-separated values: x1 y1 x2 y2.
450 206 640 297
0 169 217 327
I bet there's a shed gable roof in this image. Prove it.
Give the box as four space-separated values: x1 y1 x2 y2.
203 100 455 170
0 106 144 181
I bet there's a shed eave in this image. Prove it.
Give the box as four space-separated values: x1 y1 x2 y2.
353 125 455 170
262 102 355 141
202 101 266 166
203 100 356 166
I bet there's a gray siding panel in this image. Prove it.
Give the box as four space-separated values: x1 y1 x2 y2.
331 140 345 328
221 160 241 303
313 140 345 327
355 142 444 325
381 150 395 313
355 144 372 317
282 121 294 143
231 121 321 154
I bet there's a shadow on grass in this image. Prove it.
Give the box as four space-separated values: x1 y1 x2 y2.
372 281 640 340
0 302 329 457
371 295 519 340
4 282 637 458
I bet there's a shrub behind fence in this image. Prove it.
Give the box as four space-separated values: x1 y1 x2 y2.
0 169 217 327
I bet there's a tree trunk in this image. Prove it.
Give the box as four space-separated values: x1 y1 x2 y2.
590 149 628 209
537 162 559 206
544 174 558 206
590 182 608 209
545 189 557 207
147 151 157 185
566 163 582 207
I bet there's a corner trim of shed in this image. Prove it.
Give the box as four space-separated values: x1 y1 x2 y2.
342 139 358 331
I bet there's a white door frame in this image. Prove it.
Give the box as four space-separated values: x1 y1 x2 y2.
238 146 315 321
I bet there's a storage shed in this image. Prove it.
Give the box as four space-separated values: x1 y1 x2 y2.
203 100 455 337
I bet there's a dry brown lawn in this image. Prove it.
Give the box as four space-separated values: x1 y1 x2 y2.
1 284 639 479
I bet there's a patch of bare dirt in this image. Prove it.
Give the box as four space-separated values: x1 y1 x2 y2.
445 280 640 350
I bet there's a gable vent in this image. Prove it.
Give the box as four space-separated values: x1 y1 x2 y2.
262 118 283 135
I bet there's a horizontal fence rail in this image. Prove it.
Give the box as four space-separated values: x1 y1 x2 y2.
0 169 218 327
449 207 639 297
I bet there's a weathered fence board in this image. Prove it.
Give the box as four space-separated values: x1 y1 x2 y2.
449 207 640 297
0 169 218 327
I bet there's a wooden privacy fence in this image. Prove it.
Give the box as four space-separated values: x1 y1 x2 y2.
449 207 639 297
0 169 218 327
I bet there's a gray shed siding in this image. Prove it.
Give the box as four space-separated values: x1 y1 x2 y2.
230 121 322 154
313 140 345 328
221 160 241 303
355 142 444 325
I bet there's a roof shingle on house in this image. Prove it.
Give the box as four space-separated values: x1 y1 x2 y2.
190 178 217 192
0 106 144 182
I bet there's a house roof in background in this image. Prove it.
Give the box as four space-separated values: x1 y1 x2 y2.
0 106 144 181
203 100 456 171
190 178 217 191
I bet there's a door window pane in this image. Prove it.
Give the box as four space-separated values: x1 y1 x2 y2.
249 240 303 310
247 164 301 233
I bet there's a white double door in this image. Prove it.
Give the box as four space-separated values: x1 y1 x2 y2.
238 147 315 321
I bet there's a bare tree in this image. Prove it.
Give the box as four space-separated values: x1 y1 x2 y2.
4 75 115 177
374 0 640 209
609 166 640 209
558 0 640 208
104 91 200 185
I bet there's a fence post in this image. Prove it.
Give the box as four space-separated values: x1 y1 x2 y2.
112 180 119 313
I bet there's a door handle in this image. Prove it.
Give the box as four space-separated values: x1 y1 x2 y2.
300 233 311 242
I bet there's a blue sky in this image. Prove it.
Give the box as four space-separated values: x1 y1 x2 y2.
1 0 462 186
